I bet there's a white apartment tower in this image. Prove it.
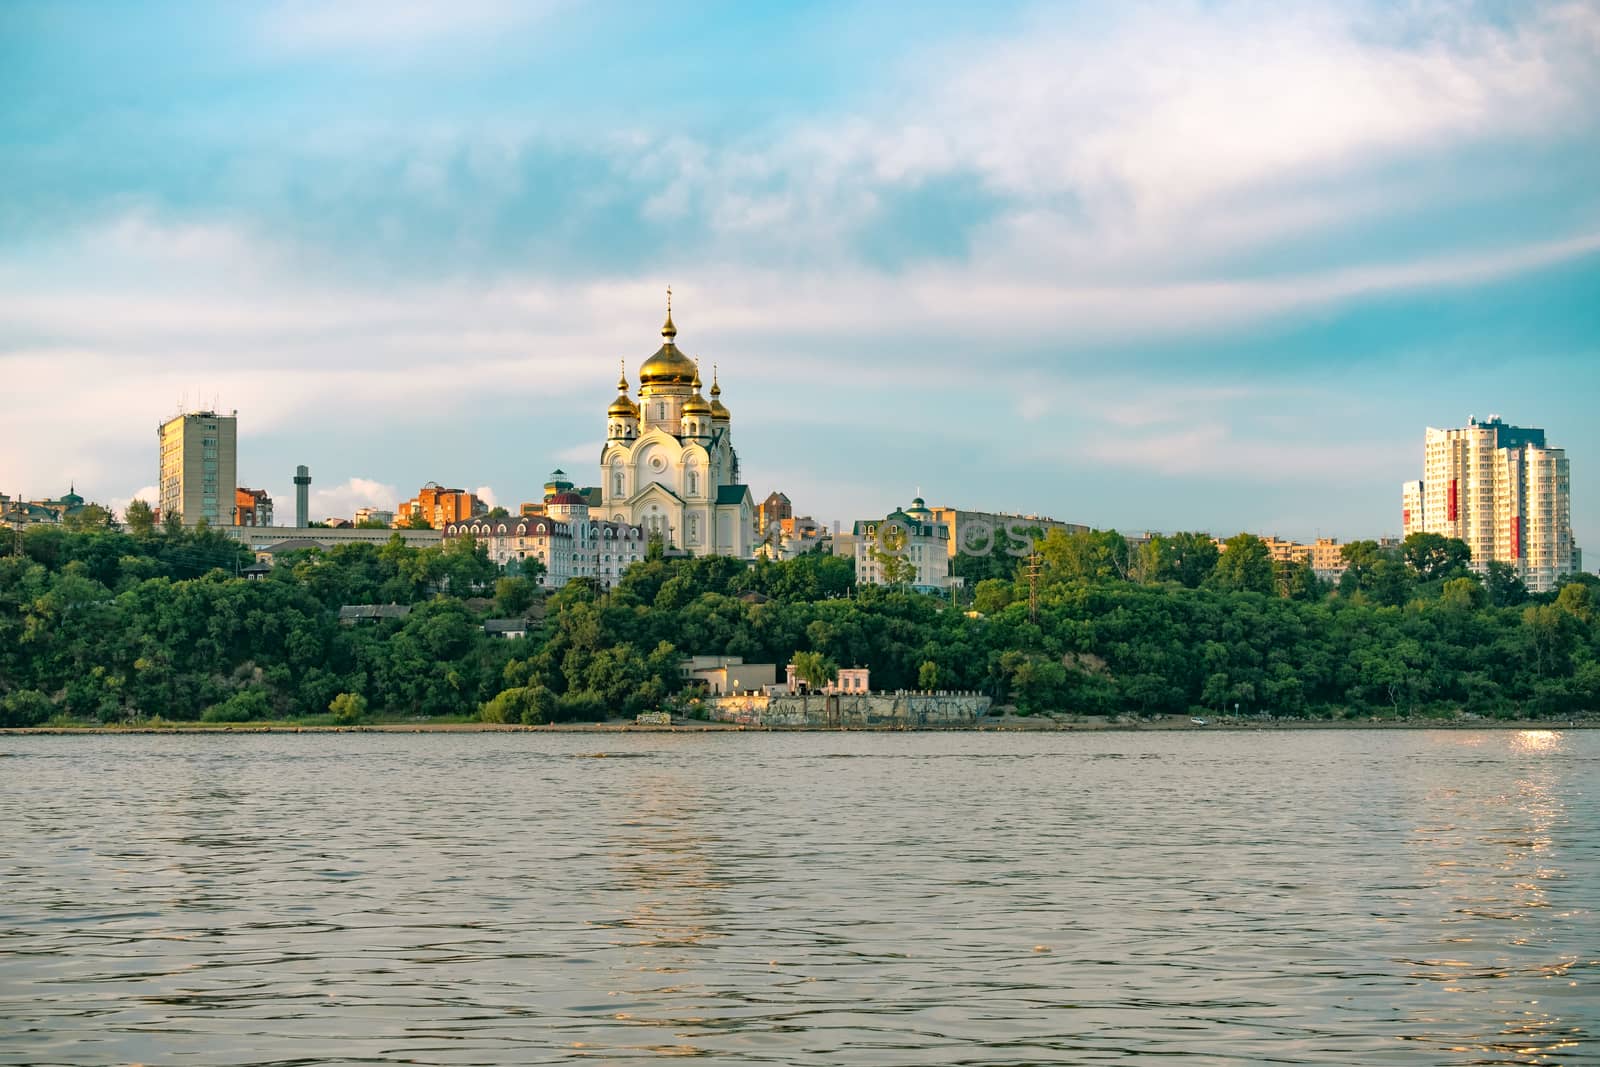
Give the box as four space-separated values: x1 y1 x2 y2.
157 410 238 528
1401 415 1577 592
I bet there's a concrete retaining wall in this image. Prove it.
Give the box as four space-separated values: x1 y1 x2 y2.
709 692 990 729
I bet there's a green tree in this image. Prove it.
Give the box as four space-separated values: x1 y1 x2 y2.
1402 532 1472 581
1483 561 1528 607
1554 581 1594 623
1150 531 1220 588
870 545 918 587
0 689 53 727
1440 576 1488 611
202 688 272 722
1208 534 1274 595
404 513 433 530
62 505 116 532
494 576 538 617
162 509 185 536
1040 529 1129 583
329 691 367 724
124 499 156 537
918 659 941 689
791 650 836 691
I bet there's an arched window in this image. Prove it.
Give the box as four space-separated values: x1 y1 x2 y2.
687 469 698 495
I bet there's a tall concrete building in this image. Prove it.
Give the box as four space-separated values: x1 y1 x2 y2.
1401 415 1577 592
294 465 311 528
157 410 237 527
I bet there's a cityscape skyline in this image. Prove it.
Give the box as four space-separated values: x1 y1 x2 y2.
2 2 1598 551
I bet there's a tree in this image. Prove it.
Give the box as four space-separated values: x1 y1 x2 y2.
162 509 185 536
202 688 272 722
404 513 433 530
1339 540 1413 606
791 650 836 691
1208 534 1274 595
0 689 53 727
1402 532 1472 582
1149 532 1219 588
1554 581 1594 623
1483 561 1528 607
329 692 367 724
1040 529 1129 583
870 545 918 587
1440 576 1488 611
918 659 941 690
972 578 1014 615
62 505 116 532
125 499 156 537
494 576 538 617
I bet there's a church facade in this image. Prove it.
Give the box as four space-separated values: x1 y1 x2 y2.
599 300 755 558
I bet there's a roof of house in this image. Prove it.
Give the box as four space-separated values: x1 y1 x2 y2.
484 618 530 634
265 538 327 554
717 484 751 506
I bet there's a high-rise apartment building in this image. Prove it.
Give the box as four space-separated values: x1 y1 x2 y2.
157 410 237 527
1401 415 1576 592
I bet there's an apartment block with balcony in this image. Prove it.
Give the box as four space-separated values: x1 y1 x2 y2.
1400 415 1577 592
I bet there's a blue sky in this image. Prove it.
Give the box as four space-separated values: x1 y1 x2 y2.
2 0 1597 555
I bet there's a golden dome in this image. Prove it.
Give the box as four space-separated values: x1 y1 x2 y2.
609 361 639 417
639 299 696 386
682 361 712 416
709 365 729 418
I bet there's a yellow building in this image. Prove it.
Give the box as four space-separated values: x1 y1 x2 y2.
158 410 237 527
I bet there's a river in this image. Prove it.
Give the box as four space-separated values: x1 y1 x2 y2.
1 729 1595 1064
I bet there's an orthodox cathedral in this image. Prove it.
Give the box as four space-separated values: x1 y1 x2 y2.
599 296 755 557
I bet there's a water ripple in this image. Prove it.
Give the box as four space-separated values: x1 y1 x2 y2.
0 730 1595 1064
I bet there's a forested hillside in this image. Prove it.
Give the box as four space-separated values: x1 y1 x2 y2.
1 523 1596 726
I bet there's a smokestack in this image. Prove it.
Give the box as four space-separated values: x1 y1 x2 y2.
294 465 311 527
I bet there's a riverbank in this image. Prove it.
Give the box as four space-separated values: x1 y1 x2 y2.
4 713 1593 735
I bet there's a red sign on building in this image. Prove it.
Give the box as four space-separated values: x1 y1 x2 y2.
1510 515 1522 560
1447 479 1459 522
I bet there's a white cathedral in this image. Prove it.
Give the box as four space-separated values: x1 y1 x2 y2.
599 298 756 557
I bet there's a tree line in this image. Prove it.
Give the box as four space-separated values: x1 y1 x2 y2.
1 520 1596 726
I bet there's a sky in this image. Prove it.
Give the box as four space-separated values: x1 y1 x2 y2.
2 0 1598 554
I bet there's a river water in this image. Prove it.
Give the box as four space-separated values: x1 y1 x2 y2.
1 729 1595 1065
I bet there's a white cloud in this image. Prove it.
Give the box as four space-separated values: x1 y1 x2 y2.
631 2 1599 275
308 477 400 523
106 486 159 520
473 485 499 509
3 213 1596 515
